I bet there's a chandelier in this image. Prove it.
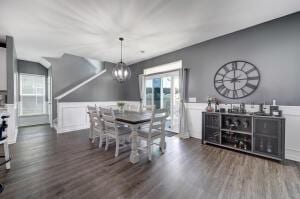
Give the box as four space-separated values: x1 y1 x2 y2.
112 37 131 82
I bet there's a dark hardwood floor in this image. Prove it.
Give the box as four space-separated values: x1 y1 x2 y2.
0 125 299 199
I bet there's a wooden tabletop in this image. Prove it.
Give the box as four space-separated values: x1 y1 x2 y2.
115 110 152 124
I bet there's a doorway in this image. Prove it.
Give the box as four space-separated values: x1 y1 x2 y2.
144 71 180 132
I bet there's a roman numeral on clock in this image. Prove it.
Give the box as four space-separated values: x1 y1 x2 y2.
223 65 230 73
214 79 223 83
245 67 256 74
247 76 259 80
233 90 238 98
232 62 238 70
245 83 256 89
241 88 248 96
241 62 247 71
216 84 225 93
222 88 230 97
217 73 225 78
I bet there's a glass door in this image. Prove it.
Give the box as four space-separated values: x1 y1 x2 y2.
144 71 180 132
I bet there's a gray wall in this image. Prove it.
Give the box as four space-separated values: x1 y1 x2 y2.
47 54 96 119
61 62 127 102
48 54 126 119
6 36 18 104
47 54 96 98
18 60 48 76
125 12 300 106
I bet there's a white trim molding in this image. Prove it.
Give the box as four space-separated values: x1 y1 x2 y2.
56 101 140 134
185 103 300 162
55 69 107 100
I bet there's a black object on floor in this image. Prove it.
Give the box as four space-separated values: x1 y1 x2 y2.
165 131 177 137
0 184 3 193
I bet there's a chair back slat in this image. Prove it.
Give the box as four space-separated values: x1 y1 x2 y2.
143 105 155 111
124 104 140 112
87 105 101 128
149 108 169 132
87 105 97 113
99 107 117 135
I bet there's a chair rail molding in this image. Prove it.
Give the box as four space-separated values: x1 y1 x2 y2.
185 103 300 162
56 101 140 134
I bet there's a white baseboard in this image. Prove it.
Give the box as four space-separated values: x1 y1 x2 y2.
285 148 300 162
185 103 300 162
18 114 49 127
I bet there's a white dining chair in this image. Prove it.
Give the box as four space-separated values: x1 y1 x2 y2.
0 136 10 170
142 105 155 112
87 105 101 143
137 108 169 161
124 103 140 112
100 107 132 157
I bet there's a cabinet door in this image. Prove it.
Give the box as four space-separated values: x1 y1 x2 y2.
253 118 283 158
203 113 220 144
0 47 7 90
204 113 220 129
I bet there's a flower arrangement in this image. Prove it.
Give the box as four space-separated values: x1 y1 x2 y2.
117 102 125 107
117 102 125 113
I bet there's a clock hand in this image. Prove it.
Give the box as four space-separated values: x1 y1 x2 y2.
234 80 236 91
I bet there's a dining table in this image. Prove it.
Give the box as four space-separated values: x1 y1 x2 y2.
114 110 155 164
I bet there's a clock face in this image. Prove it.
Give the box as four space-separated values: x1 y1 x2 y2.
214 61 260 99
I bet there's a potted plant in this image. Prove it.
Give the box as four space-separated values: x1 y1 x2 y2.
117 102 125 113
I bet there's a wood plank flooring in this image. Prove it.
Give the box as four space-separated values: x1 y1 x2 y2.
0 125 299 199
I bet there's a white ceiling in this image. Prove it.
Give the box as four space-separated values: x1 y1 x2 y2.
0 0 299 64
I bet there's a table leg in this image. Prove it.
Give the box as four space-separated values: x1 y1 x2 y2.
160 130 166 153
130 126 140 164
4 140 10 170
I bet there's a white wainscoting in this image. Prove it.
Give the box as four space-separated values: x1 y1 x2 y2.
57 101 140 134
185 103 300 162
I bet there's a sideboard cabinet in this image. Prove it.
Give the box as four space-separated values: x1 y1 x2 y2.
202 112 285 161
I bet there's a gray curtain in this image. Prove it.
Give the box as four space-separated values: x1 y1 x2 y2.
179 68 189 139
138 74 145 112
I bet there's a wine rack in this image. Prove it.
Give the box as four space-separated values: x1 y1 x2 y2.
221 131 252 151
202 112 285 161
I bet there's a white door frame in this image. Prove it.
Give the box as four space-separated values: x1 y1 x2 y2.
48 68 53 127
143 70 180 132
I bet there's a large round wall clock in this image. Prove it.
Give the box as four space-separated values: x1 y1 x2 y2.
214 61 260 99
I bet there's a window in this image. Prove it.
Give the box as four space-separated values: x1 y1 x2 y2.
19 73 47 116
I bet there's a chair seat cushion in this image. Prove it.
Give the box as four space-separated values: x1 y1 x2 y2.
137 128 162 138
118 126 132 135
